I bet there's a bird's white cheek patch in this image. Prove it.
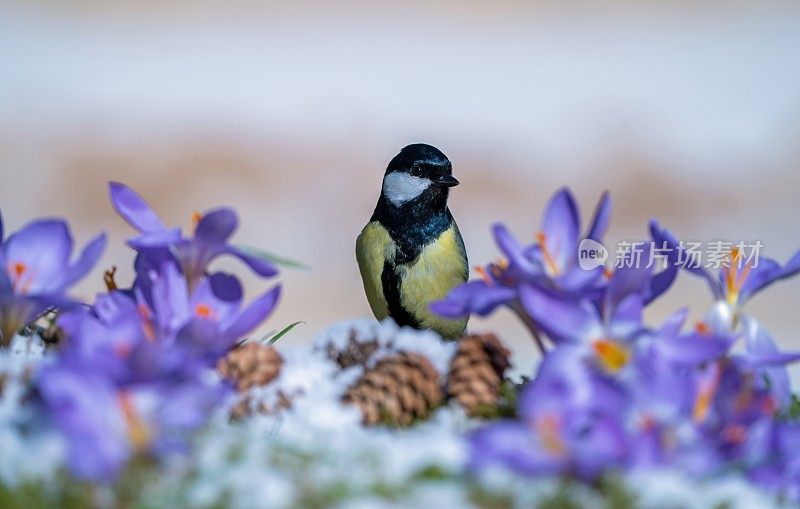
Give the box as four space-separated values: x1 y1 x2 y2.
382 171 431 206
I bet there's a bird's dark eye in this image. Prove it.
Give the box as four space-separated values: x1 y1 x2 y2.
410 166 423 177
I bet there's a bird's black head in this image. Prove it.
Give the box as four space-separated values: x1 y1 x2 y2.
381 144 459 210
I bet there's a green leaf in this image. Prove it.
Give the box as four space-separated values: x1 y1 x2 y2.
265 321 305 345
233 244 309 270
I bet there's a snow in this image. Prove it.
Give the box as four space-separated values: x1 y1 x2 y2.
0 334 65 487
0 325 786 507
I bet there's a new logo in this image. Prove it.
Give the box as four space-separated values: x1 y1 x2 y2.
578 238 608 270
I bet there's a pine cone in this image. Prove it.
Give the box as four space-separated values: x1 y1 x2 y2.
217 342 283 392
229 391 293 421
446 333 511 416
326 328 381 369
343 352 443 426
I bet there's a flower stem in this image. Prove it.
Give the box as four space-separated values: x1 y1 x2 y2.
510 301 547 356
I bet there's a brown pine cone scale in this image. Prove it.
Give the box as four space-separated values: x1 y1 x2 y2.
446 333 511 416
343 351 443 426
217 342 283 392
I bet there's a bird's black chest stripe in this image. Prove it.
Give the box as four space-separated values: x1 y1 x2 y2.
381 262 421 329
379 219 453 328
372 196 455 327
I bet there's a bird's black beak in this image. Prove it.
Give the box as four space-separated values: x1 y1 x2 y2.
434 175 460 188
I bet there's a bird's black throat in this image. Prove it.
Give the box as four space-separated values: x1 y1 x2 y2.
370 189 452 264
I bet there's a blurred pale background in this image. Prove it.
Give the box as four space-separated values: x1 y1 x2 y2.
1 1 799 379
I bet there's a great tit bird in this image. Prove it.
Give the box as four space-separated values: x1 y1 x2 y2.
356 144 468 339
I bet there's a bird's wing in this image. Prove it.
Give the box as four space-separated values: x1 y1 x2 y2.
399 224 468 339
356 221 393 320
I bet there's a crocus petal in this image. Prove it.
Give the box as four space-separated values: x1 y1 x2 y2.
656 332 730 366
740 254 800 304
176 319 231 359
742 315 780 358
191 275 242 326
469 421 562 475
703 301 736 334
554 266 603 294
782 248 800 277
3 219 72 294
195 208 238 246
0 249 11 294
127 228 184 249
149 262 191 335
745 352 800 368
609 294 644 339
651 220 721 299
519 284 601 344
762 367 792 409
541 188 580 271
739 315 800 365
61 232 107 289
604 264 651 320
647 266 678 305
658 307 688 337
585 191 611 241
430 281 516 318
220 245 279 278
224 285 281 341
109 182 168 234
37 367 130 482
207 272 243 303
492 223 535 274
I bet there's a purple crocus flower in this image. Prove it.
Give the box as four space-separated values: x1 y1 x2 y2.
527 187 611 293
36 366 131 481
0 211 106 345
515 262 663 373
432 188 612 351
37 363 226 482
433 189 680 355
139 261 281 361
742 420 800 503
470 348 630 480
109 182 277 290
659 222 800 313
735 316 800 409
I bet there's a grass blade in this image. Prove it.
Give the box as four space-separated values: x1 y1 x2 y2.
233 244 309 270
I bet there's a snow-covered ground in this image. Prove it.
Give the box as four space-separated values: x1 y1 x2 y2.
0 323 790 508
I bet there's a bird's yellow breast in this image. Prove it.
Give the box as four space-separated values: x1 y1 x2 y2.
356 221 468 339
356 221 394 320
398 226 468 339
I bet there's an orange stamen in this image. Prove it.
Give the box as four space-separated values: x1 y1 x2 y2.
535 414 567 456
762 395 778 415
114 342 132 358
603 267 614 279
137 304 156 342
474 265 493 286
191 211 203 232
9 262 34 293
692 366 720 424
592 339 630 373
117 391 150 452
694 321 711 335
724 247 753 306
195 304 213 319
536 231 560 276
488 258 509 280
721 424 747 444
640 414 656 431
